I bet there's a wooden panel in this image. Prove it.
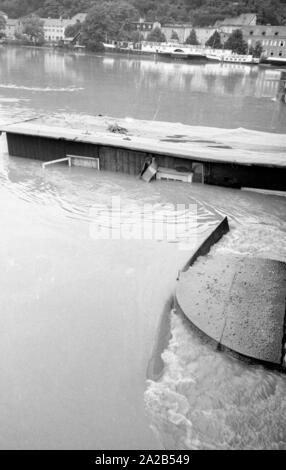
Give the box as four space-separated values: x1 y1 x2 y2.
208 162 286 190
98 146 148 175
7 133 285 191
122 150 130 175
7 133 66 161
65 141 99 159
133 151 146 175
7 134 100 163
99 146 117 172
116 149 123 173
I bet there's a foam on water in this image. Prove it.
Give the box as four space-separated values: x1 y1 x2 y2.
0 97 30 103
0 84 84 92
145 310 286 450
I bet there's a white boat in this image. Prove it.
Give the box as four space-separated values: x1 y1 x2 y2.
263 56 286 66
103 43 116 50
206 53 259 64
139 42 207 60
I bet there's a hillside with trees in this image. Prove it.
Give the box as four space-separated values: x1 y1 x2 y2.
0 0 286 26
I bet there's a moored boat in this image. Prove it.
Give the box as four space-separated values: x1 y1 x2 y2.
103 43 117 50
157 43 207 60
206 53 259 64
262 56 286 66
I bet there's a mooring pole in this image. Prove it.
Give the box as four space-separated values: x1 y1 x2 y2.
277 71 286 103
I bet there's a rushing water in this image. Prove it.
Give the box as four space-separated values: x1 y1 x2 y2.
0 46 286 450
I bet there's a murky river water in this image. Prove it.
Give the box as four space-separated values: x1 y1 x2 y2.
0 46 286 450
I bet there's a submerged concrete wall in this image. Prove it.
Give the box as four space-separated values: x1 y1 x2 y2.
5 131 286 191
6 132 199 177
176 255 286 370
205 161 286 191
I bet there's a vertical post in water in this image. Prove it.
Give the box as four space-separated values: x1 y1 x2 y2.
277 71 286 103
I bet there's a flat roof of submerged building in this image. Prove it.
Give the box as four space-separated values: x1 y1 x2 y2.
1 120 286 169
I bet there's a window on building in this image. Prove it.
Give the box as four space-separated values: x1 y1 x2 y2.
249 31 253 35
279 51 282 56
280 41 285 46
270 51 274 55
275 31 279 35
262 31 266 35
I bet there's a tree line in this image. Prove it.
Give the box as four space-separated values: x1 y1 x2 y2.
0 0 286 26
0 6 262 58
0 0 274 55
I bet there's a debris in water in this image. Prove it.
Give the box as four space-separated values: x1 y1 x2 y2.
107 122 128 134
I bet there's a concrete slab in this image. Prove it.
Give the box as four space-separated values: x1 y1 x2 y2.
176 255 286 367
1 121 286 169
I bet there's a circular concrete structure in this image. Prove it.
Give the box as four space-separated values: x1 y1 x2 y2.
176 254 286 369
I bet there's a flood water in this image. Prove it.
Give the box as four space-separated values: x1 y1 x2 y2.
0 46 286 132
0 46 286 450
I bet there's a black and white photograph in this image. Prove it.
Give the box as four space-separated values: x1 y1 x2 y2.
0 0 285 454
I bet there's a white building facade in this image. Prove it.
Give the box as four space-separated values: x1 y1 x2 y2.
4 13 86 42
42 13 86 42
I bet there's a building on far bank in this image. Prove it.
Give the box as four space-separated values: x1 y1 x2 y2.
161 23 194 43
131 19 195 43
215 13 257 43
195 27 216 45
128 13 259 46
5 18 23 39
161 13 257 45
188 13 257 45
214 13 257 29
212 13 286 59
4 13 86 42
131 18 161 39
42 18 71 42
42 13 86 42
241 25 286 59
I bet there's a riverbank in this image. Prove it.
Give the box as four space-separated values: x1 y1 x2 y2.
1 43 285 69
